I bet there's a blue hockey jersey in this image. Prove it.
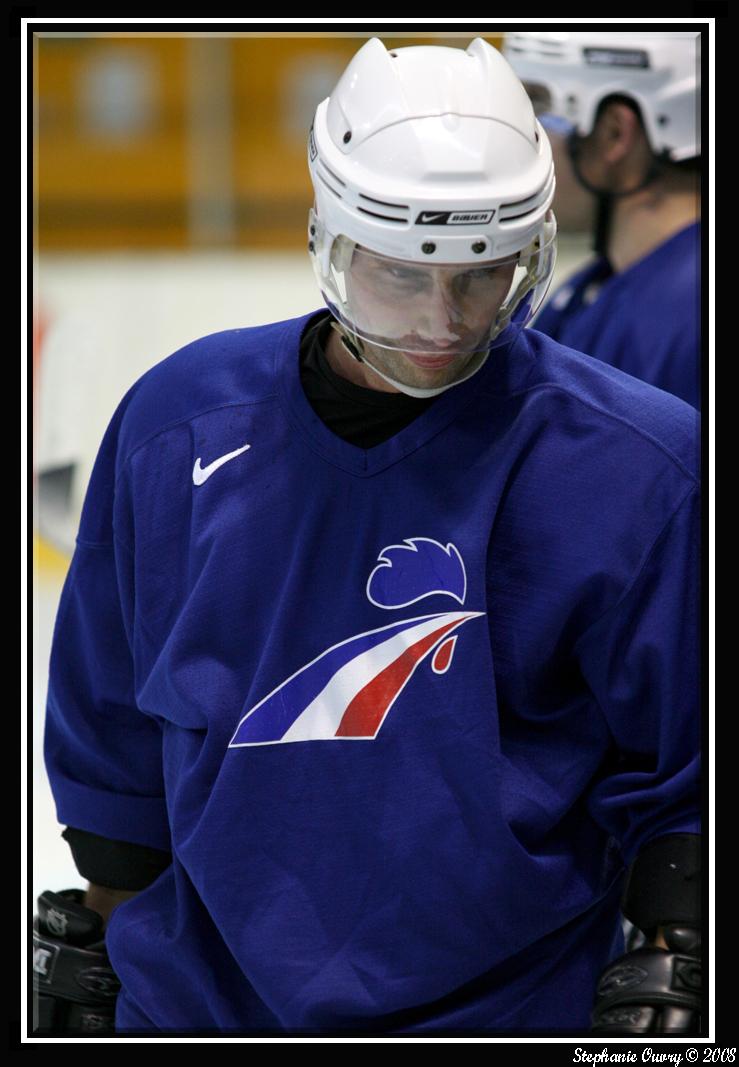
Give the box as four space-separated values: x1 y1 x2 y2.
44 310 700 1034
534 222 701 411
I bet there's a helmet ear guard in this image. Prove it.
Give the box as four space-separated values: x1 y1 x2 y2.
494 211 558 332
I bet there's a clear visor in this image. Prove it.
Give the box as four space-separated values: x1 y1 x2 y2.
314 219 556 358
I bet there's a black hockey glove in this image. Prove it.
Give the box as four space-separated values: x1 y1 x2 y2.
590 923 701 1034
33 888 121 1034
590 833 701 1036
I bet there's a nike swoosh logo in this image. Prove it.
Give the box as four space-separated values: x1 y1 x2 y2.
419 213 447 223
193 443 251 485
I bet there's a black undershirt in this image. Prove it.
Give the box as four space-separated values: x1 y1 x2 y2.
295 310 437 447
63 312 437 890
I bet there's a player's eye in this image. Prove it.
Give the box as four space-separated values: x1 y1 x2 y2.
452 268 501 295
370 264 429 293
386 265 426 284
459 268 499 282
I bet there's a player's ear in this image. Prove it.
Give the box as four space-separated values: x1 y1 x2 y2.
593 98 645 165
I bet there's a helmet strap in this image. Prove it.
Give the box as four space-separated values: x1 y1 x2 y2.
566 130 665 257
329 320 365 364
593 194 613 259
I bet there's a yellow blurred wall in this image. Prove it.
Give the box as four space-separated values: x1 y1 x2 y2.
35 32 503 251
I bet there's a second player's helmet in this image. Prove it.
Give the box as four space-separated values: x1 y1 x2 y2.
307 36 557 397
503 31 700 163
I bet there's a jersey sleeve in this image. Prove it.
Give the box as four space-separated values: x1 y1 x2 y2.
575 484 701 869
43 387 172 854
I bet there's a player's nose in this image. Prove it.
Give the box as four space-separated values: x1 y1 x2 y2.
415 277 466 343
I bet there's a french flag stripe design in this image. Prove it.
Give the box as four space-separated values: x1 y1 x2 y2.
230 611 482 746
335 618 464 736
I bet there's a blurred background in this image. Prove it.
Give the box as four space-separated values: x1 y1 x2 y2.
32 30 592 901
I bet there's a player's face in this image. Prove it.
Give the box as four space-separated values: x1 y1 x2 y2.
344 246 518 391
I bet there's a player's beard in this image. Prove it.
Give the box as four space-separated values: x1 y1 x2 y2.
359 339 485 393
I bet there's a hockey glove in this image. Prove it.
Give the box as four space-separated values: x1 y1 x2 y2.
32 888 121 1034
590 833 701 1035
590 922 701 1034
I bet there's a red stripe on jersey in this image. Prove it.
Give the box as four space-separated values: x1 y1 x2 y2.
336 617 464 736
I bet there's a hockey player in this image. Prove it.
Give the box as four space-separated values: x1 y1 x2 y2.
503 31 701 410
36 37 701 1036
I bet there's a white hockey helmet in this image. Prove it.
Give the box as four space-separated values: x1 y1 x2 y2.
307 36 557 397
503 31 700 162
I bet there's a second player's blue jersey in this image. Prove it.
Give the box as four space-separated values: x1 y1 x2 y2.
535 222 701 410
45 312 700 1033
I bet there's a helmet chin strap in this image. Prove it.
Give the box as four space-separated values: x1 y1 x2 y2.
329 321 490 399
